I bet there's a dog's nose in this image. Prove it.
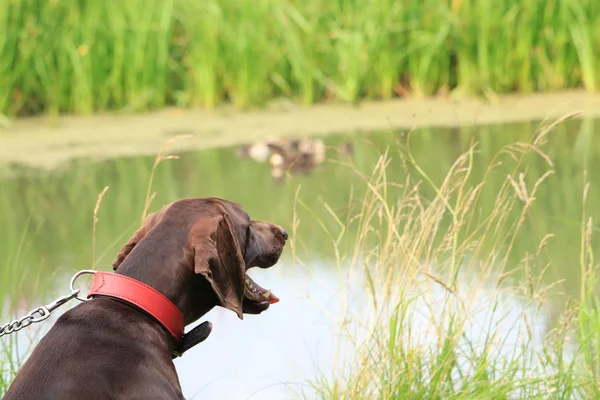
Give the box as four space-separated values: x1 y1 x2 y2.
280 227 288 240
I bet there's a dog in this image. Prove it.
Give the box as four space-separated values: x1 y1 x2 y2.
3 197 287 399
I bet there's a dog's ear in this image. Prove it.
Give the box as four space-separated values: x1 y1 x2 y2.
112 213 156 271
190 213 246 319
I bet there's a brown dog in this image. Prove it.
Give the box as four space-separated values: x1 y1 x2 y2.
3 197 287 400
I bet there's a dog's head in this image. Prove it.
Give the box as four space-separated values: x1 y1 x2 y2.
112 198 287 320
185 198 288 318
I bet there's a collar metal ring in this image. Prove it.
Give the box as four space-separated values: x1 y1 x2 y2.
69 270 98 302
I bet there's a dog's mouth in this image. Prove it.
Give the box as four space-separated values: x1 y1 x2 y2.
244 273 279 304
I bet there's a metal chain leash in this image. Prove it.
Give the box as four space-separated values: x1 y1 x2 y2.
0 269 97 338
0 290 81 337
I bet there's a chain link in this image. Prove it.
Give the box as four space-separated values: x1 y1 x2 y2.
0 289 81 338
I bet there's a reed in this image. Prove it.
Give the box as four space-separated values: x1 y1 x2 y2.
1 0 598 117
301 116 599 399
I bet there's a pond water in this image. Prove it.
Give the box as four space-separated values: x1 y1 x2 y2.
1 117 599 398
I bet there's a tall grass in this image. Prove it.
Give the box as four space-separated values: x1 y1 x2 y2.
1 0 599 117
0 224 48 393
298 116 600 398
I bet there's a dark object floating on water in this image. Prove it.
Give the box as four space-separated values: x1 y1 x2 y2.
236 137 353 181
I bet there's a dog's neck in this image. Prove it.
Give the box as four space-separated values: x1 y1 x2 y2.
114 259 217 327
92 266 216 358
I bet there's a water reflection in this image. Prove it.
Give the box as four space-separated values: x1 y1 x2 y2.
173 259 553 399
2 120 599 303
175 260 352 399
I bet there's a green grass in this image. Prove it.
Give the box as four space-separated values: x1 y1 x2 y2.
0 223 48 393
299 118 600 399
1 0 599 117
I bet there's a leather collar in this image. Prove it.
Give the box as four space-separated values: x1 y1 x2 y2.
87 272 184 341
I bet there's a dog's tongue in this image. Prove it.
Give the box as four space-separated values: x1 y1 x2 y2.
244 274 279 304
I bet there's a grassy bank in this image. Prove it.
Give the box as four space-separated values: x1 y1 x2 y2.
301 119 600 399
1 0 599 117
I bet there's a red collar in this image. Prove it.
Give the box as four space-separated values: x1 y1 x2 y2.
87 272 184 341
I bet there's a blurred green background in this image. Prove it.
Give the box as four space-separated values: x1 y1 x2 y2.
1 0 599 116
